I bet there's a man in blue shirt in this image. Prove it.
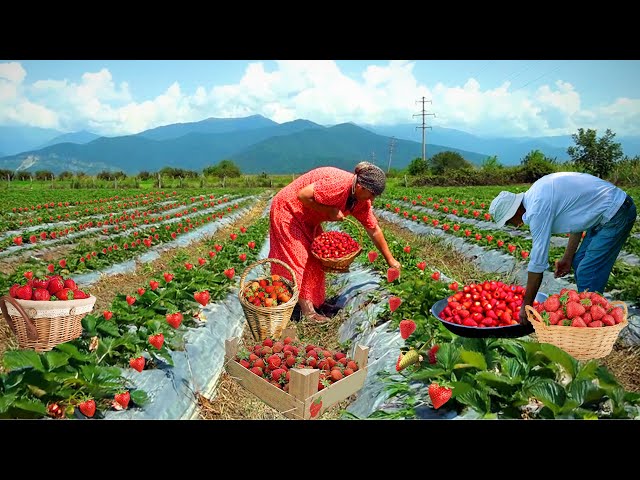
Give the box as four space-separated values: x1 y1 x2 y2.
489 172 636 325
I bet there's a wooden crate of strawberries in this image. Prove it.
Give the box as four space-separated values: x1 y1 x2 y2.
225 328 368 419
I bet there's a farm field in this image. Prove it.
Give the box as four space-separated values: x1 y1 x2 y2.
1 182 639 420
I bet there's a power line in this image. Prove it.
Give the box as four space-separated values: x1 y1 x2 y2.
413 97 435 161
513 61 568 92
387 136 397 173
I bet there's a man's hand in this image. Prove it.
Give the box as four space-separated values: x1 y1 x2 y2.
519 306 530 325
554 258 572 278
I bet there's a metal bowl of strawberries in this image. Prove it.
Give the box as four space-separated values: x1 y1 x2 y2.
431 280 547 338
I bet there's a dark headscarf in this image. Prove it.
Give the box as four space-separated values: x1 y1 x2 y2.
354 161 386 197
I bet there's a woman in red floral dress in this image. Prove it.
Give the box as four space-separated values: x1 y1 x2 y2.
269 162 400 323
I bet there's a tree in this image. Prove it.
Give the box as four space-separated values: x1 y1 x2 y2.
137 171 153 180
203 159 241 180
407 157 429 176
429 151 474 175
519 149 557 182
35 170 54 180
567 128 623 178
58 171 73 180
481 155 503 171
16 171 32 180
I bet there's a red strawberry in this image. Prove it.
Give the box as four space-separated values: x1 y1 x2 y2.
399 319 416 339
194 291 210 306
543 296 561 312
47 264 55 273
566 301 586 319
431 271 440 281
63 279 77 290
149 333 164 349
428 383 452 409
368 251 378 262
16 285 33 300
103 311 113 320
590 305 606 321
129 356 145 372
33 288 51 301
247 241 256 249
239 253 247 262
387 267 400 283
78 399 96 418
403 245 411 253
24 271 34 280
149 280 159 290
416 261 426 271
126 295 136 305
166 312 183 328
224 268 235 280
602 315 616 326
9 284 20 298
230 233 237 241
428 345 440 364
113 391 130 410
609 307 625 324
250 366 263 377
389 296 402 313
449 282 459 291
163 272 173 283
571 317 587 327
137 288 145 296
309 398 322 418
58 259 67 268
13 236 22 246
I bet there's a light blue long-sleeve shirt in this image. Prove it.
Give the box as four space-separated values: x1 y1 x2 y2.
522 172 627 273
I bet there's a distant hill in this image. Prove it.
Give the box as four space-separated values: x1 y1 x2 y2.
137 114 278 141
0 126 64 156
364 124 640 164
38 130 101 149
230 123 489 174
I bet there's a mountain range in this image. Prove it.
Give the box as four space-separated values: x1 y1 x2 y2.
0 115 638 175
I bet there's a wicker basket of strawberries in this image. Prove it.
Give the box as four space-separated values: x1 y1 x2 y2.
311 217 363 273
1 272 96 352
525 288 628 360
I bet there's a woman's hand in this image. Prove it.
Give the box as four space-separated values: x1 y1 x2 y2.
328 208 345 221
388 258 401 270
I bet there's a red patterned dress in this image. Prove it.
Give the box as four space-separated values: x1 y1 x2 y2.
269 167 378 308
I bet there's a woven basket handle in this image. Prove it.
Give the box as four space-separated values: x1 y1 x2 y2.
239 258 298 293
313 216 365 246
0 296 39 340
525 304 544 326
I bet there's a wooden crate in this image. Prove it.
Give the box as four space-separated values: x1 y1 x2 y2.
224 328 369 420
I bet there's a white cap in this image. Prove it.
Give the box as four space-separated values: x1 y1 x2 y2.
489 191 524 227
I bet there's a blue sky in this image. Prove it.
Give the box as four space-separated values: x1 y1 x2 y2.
1 60 638 138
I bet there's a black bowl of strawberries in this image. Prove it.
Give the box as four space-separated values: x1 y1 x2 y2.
430 281 547 338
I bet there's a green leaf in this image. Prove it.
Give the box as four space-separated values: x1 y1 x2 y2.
594 366 620 388
567 379 593 405
527 379 566 415
3 371 25 390
457 350 487 370
43 351 70 371
0 392 17 413
54 343 92 362
476 371 519 386
3 350 45 372
82 315 97 335
539 344 577 378
13 398 47 415
575 360 600 381
409 367 448 381
434 343 461 372
502 357 525 380
130 389 148 406
97 319 121 337
449 381 474 399
456 388 490 414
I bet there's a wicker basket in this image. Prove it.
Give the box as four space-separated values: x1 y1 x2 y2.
525 301 629 360
0 294 96 352
239 258 300 342
311 217 364 273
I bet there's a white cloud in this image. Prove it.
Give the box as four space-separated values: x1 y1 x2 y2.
1 60 639 138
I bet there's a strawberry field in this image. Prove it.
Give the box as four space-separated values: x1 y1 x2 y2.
1 183 639 420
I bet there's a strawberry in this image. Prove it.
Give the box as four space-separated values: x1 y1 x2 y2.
149 280 159 290
103 311 113 320
224 268 235 280
163 272 174 283
431 271 440 281
58 259 67 268
590 305 606 321
571 317 587 327
63 279 77 290
271 368 286 382
387 267 400 283
543 296 561 312
428 345 440 364
309 398 322 418
428 383 452 409
148 333 164 349
403 245 411 253
609 307 625 324
416 261 426 271
368 251 378 262
396 349 419 371
166 312 183 328
449 282 459 291
250 366 263 377
78 399 96 418
126 295 136 305
33 288 51 301
9 284 20 298
129 356 145 372
113 391 130 410
565 301 585 319
16 285 33 300
602 315 616 326
194 291 210 306
47 264 55 273
389 296 402 313
24 271 34 280
399 319 416 339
